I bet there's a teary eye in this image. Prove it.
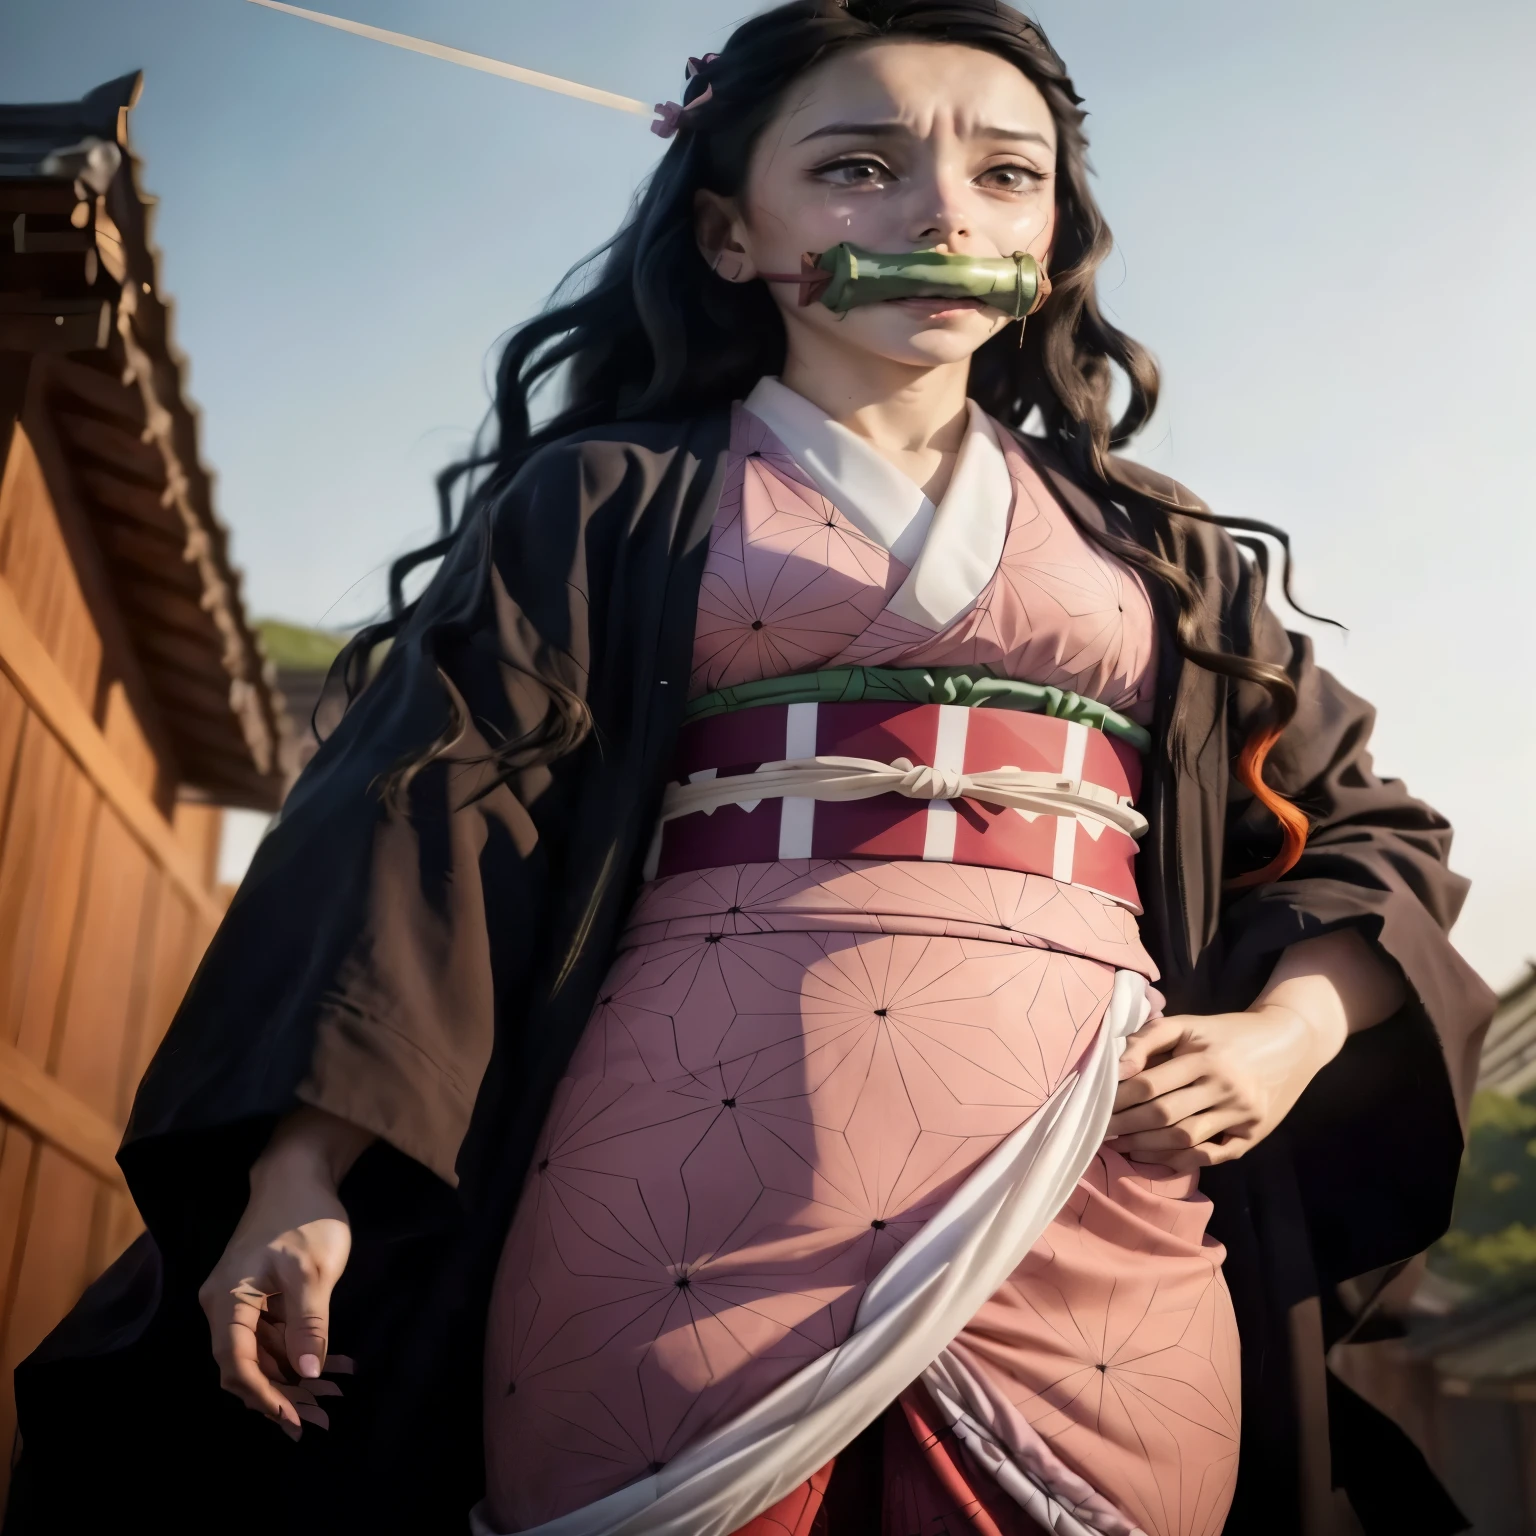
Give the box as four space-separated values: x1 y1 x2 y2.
813 156 895 189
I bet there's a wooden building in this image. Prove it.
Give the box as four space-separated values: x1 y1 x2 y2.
1478 962 1536 1097
0 73 288 1488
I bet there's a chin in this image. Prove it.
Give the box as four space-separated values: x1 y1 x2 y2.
857 308 1004 365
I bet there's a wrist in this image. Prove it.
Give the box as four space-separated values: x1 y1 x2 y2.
253 1108 374 1193
1251 997 1347 1069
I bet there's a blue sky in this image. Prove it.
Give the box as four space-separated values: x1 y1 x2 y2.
3 0 1533 987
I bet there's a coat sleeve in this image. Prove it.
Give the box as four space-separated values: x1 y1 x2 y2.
1214 554 1496 1278
1218 570 1494 1112
122 440 600 1233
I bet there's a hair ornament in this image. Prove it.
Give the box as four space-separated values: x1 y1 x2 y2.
651 83 714 138
652 53 721 137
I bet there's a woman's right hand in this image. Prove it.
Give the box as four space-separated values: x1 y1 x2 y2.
198 1107 374 1437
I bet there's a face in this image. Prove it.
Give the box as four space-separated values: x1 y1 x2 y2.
696 41 1058 371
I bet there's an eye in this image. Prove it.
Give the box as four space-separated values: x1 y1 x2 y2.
977 162 1046 193
812 155 895 190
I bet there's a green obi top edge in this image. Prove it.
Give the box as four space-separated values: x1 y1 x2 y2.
683 665 1152 753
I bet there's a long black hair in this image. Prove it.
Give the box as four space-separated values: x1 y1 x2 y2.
341 0 1312 882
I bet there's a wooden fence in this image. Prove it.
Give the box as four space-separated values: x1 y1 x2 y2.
0 416 225 1492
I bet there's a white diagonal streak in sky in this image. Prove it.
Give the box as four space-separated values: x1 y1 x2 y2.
244 0 651 116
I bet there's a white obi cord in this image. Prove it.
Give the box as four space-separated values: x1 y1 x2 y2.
471 970 1153 1536
660 753 1147 840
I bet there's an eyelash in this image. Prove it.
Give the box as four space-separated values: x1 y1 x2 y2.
810 156 1044 192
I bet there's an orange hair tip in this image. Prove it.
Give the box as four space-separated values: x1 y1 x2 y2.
1225 722 1308 891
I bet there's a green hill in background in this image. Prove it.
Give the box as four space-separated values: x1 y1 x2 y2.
1431 1087 1536 1291
256 619 350 673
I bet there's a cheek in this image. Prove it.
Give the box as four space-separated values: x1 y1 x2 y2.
742 181 912 265
1039 196 1058 262
990 190 1056 262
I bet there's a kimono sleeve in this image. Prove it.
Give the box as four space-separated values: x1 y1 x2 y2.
121 443 597 1239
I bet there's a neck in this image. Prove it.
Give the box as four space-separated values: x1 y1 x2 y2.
777 336 972 502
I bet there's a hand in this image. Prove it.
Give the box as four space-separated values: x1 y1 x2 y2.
1106 1003 1340 1170
1107 929 1407 1171
198 1109 373 1437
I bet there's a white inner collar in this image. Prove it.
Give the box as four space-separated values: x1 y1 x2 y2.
742 376 1012 631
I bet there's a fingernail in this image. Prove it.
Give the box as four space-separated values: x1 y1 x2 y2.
298 1354 322 1379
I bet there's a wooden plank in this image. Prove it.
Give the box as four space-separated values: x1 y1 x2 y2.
131 882 210 1091
0 567 221 927
0 1121 39 1513
50 807 153 1126
0 721 97 1059
100 675 163 802
0 1144 105 1502
0 672 26 851
39 356 146 434
0 1039 126 1189
0 428 104 709
69 467 181 538
172 800 223 892
51 409 164 487
0 1122 38 1344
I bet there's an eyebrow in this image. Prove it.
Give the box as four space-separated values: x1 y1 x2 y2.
794 120 1053 148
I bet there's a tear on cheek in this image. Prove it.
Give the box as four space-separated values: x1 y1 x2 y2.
813 191 862 238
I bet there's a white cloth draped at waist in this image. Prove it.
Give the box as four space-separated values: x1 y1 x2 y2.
471 970 1152 1536
661 755 1148 840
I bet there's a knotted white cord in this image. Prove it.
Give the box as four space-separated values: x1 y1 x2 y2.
660 755 1147 839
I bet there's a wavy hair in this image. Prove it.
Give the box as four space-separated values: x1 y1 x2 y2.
340 0 1312 884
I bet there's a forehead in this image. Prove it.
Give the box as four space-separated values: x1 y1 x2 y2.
775 40 1056 147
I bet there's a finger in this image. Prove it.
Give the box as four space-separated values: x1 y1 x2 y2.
274 1376 344 1403
204 1283 301 1428
1112 1108 1247 1160
272 1251 336 1381
1112 1054 1207 1113
1116 1017 1189 1078
1108 1082 1217 1138
1161 1134 1254 1172
256 1342 290 1383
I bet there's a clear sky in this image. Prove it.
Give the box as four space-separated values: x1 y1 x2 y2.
3 0 1533 988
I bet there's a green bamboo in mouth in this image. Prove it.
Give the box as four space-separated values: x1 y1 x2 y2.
761 245 1051 319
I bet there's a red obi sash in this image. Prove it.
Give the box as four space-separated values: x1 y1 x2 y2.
655 701 1145 911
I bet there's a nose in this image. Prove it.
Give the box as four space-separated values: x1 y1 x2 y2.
908 169 972 252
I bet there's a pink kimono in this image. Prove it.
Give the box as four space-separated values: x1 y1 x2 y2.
481 391 1240 1536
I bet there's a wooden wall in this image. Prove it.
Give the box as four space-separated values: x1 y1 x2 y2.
0 410 226 1498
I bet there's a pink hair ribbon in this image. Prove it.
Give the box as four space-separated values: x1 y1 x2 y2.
651 53 720 137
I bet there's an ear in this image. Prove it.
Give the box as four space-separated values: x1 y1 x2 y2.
694 189 757 284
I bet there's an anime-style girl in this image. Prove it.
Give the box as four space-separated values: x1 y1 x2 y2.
10 4 1492 1534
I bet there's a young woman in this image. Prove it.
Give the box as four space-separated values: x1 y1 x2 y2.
11 4 1492 1535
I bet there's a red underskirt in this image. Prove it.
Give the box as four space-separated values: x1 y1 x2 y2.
731 1389 1043 1536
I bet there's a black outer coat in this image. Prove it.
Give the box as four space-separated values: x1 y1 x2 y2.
7 413 1495 1535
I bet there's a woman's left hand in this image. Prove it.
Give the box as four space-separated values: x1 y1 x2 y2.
1106 929 1407 1170
1106 1003 1342 1170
